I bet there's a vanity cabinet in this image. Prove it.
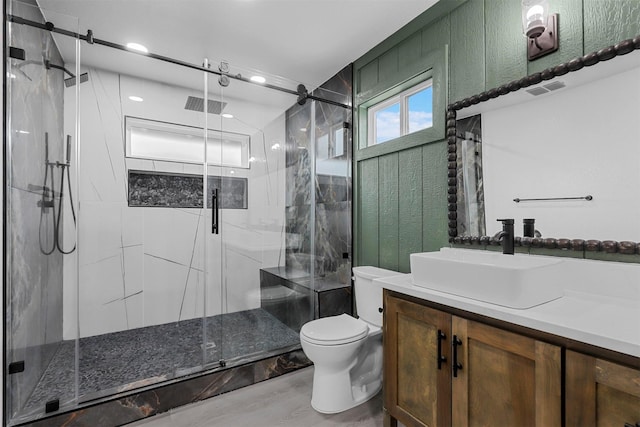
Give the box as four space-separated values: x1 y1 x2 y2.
566 350 640 427
383 291 561 427
383 293 452 427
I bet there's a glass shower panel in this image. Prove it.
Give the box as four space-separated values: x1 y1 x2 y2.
74 45 217 401
5 1 79 423
309 82 353 289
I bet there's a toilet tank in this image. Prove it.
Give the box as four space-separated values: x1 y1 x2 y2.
352 266 401 327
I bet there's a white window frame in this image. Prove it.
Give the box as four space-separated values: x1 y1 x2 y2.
367 78 433 146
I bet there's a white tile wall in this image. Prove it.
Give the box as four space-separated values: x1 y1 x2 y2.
64 67 287 339
79 255 130 337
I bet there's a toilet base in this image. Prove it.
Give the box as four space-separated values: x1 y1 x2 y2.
308 332 383 414
311 380 381 414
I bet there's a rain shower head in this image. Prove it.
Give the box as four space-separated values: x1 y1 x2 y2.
64 73 89 87
45 59 89 87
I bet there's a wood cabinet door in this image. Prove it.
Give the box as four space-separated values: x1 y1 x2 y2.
566 350 640 427
451 317 561 427
383 292 452 427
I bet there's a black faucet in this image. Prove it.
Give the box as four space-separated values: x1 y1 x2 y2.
523 218 542 238
523 218 536 238
496 218 515 255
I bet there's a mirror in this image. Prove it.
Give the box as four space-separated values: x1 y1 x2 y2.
447 37 640 253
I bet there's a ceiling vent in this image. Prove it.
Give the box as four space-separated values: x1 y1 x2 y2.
184 96 227 114
525 80 566 96
543 81 566 91
526 87 549 96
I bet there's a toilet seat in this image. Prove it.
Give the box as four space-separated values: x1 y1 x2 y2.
300 314 369 346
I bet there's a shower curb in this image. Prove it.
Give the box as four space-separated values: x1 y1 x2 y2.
16 349 310 427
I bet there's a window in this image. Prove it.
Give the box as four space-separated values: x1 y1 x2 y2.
125 116 251 168
333 125 345 157
315 123 347 160
367 79 433 146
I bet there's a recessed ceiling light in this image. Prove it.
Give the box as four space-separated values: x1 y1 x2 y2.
16 130 30 134
250 75 266 84
249 156 256 163
126 42 148 53
222 113 234 119
229 170 235 174
128 95 144 102
299 128 307 132
271 143 280 150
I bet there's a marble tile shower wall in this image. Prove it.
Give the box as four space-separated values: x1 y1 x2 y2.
63 67 286 339
284 65 352 278
7 1 67 414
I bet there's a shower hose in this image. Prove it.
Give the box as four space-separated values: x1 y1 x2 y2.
38 132 77 255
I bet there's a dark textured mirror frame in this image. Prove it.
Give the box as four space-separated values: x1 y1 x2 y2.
446 35 640 255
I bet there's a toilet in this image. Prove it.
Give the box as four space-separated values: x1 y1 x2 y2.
300 266 400 414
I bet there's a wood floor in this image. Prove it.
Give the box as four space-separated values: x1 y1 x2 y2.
127 366 384 426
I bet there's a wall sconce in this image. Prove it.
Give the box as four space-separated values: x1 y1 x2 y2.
522 0 558 60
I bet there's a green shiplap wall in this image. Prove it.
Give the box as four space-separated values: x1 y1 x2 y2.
358 158 379 266
353 0 640 271
398 148 423 272
379 153 400 270
484 0 526 90
449 0 485 103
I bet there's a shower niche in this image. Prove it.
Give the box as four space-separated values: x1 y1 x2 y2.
4 1 352 425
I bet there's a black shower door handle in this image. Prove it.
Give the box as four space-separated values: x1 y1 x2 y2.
211 188 219 234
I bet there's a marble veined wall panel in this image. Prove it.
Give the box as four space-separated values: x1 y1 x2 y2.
7 0 67 415
312 66 352 276
73 200 144 337
285 103 312 208
316 201 352 274
284 65 352 278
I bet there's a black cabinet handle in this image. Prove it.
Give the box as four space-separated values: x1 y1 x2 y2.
211 189 219 234
452 335 463 377
437 330 447 369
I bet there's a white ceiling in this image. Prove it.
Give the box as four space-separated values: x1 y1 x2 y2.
36 0 439 89
31 0 438 132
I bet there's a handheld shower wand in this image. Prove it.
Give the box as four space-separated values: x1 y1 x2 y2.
37 132 77 255
38 132 56 255
56 135 76 254
66 134 71 164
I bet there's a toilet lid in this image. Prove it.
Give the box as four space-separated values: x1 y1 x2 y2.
300 314 369 345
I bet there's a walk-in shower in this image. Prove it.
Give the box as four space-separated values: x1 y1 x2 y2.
5 1 352 425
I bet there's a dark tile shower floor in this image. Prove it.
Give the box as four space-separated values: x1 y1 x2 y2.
22 308 301 416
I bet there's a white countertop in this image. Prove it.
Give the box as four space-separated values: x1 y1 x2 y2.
376 272 640 358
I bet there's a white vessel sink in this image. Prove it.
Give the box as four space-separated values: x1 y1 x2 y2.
410 248 565 309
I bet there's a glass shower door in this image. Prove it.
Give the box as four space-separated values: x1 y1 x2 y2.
209 63 315 369
202 60 225 369
73 46 220 401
